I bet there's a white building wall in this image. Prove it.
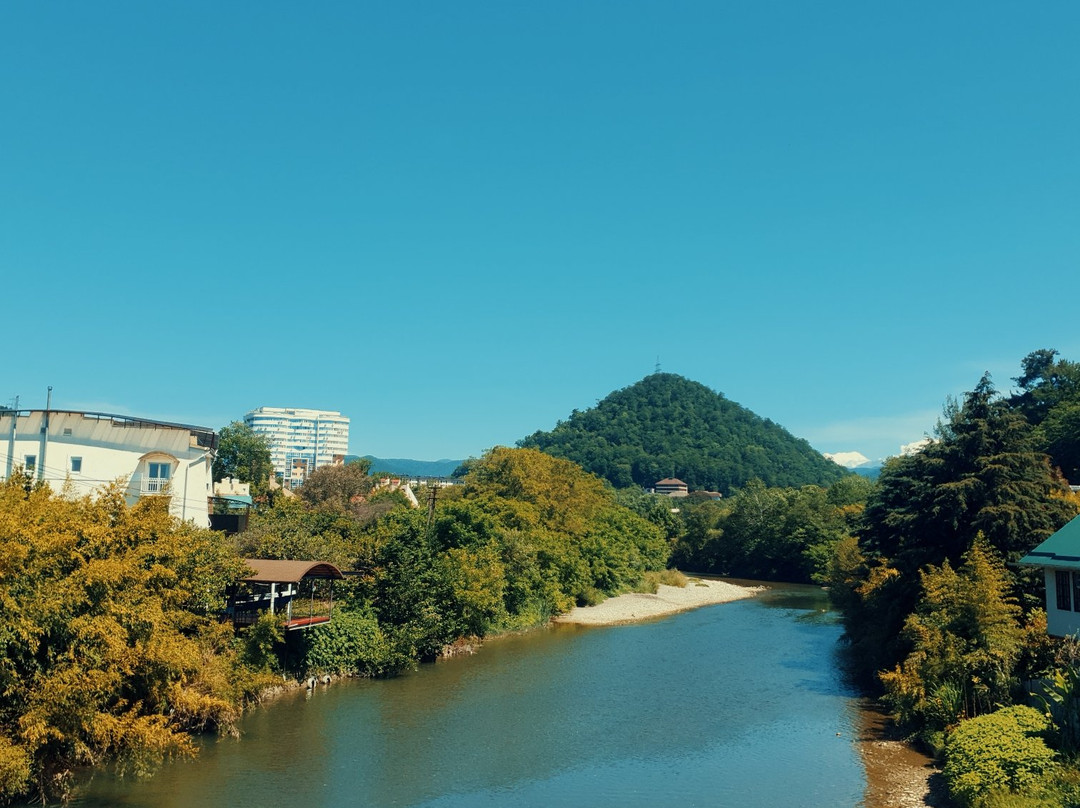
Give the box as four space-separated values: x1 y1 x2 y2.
0 410 214 526
244 407 350 487
1044 567 1080 638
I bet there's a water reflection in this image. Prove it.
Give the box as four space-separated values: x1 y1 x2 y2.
73 587 865 808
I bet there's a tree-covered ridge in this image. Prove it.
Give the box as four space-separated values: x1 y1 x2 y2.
518 373 847 494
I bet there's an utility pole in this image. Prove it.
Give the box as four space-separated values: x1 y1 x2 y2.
4 396 17 480
40 386 52 481
426 483 438 540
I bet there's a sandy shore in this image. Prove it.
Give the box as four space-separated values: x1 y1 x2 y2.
552 578 763 626
857 700 947 808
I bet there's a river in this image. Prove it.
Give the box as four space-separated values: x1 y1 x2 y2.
73 585 866 808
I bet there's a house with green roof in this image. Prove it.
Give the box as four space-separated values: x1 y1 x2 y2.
1019 514 1080 637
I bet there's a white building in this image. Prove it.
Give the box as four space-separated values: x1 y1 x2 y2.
1019 515 1080 637
0 409 216 525
243 407 350 489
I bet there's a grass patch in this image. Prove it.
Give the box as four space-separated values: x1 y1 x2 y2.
493 600 554 633
635 569 689 593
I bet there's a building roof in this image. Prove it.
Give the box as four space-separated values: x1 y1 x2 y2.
242 559 344 583
0 409 217 449
1018 515 1080 571
655 478 687 486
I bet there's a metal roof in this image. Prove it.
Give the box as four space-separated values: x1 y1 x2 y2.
1018 515 1080 571
242 559 344 583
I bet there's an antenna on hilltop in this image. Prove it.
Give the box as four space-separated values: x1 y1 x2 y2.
655 356 661 374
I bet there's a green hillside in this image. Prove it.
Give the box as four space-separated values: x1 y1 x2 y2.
518 373 847 494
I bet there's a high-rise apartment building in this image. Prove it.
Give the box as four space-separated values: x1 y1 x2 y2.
244 407 350 489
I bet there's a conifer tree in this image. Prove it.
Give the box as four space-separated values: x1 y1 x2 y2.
862 373 1072 578
850 373 1075 681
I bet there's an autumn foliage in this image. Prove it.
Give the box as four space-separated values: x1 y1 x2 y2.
0 473 272 803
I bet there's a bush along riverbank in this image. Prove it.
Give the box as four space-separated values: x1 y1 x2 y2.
0 448 674 804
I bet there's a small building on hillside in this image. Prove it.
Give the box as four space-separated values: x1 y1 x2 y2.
0 409 216 526
1018 515 1080 637
653 478 689 497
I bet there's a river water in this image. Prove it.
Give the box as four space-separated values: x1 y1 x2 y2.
73 585 865 808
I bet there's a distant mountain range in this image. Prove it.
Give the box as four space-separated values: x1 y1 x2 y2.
347 456 463 478
850 465 882 480
518 373 849 494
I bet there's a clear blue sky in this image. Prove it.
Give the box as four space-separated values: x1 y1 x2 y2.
3 2 1079 464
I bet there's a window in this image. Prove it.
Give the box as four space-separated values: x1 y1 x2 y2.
1072 572 1080 616
24 455 36 474
145 461 172 493
70 457 82 474
1057 570 1073 612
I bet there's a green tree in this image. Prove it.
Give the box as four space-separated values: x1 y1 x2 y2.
861 374 1074 598
671 478 866 583
213 421 273 497
299 608 407 677
1011 349 1080 484
843 373 1075 684
298 459 374 511
880 538 1024 735
233 495 361 569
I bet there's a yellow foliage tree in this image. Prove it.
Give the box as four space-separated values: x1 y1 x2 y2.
0 473 258 802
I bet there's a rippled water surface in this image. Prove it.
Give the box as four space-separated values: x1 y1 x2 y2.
74 585 864 808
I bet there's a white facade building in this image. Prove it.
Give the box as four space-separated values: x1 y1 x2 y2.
243 407 350 489
1019 514 1080 637
0 409 216 526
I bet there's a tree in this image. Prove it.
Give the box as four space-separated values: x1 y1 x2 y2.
880 538 1024 734
233 495 361 569
862 374 1074 580
0 477 269 803
847 373 1076 682
1011 349 1080 483
670 477 868 583
298 459 374 511
213 421 273 496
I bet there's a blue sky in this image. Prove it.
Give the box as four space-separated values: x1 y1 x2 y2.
3 2 1079 464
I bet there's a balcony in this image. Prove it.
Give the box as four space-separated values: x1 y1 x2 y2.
142 477 169 494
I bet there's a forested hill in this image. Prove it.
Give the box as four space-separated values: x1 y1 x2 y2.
518 373 848 494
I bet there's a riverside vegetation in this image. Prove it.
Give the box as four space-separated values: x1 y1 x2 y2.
0 447 669 803
5 351 1080 805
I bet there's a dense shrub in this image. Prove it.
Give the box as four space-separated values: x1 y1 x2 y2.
300 609 408 677
944 706 1059 807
